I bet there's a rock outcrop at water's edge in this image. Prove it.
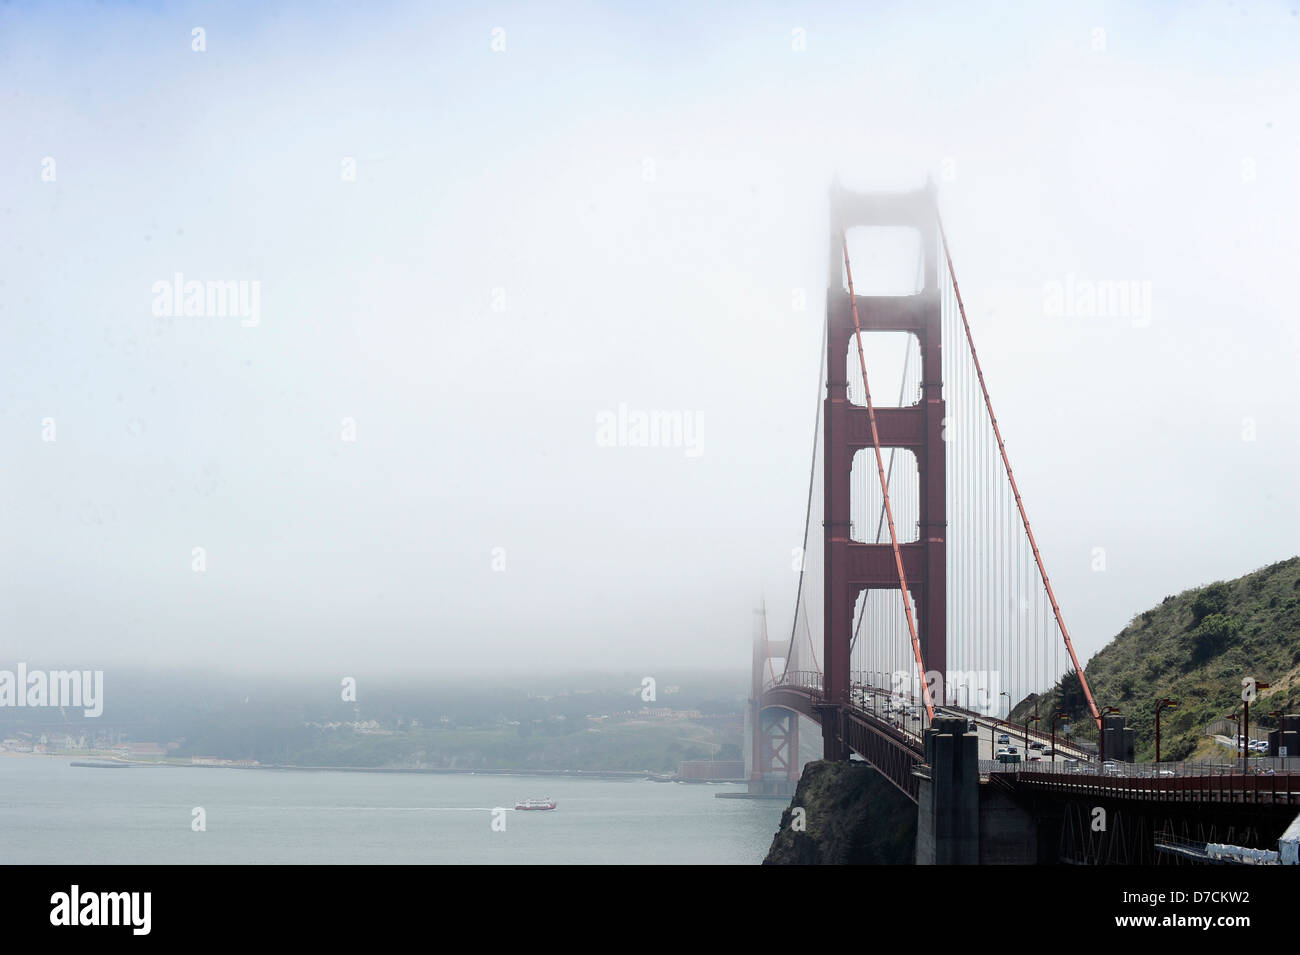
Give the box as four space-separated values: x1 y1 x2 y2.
762 759 916 864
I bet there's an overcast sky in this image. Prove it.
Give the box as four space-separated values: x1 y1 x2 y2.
2 1 1298 682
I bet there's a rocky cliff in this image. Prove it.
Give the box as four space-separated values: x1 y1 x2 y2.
763 759 916 864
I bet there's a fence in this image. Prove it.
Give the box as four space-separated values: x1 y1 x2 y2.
1205 717 1235 739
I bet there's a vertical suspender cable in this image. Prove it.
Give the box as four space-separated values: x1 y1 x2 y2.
937 212 1101 728
763 598 779 686
779 316 828 684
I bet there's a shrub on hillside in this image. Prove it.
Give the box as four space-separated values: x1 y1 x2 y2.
1192 583 1230 626
1192 613 1240 663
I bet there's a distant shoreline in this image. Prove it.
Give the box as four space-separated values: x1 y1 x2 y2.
2 751 746 783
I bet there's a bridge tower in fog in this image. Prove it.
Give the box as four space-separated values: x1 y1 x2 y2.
748 607 801 796
820 182 947 760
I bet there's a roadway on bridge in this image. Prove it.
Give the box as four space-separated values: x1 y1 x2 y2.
852 686 1093 764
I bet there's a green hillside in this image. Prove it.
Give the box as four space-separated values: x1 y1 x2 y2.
1009 556 1300 761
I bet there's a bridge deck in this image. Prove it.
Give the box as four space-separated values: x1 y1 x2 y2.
762 679 1300 808
761 682 925 802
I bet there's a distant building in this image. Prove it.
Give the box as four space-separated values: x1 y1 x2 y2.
639 707 704 720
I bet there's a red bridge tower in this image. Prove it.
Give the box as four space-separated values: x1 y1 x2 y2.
820 182 947 760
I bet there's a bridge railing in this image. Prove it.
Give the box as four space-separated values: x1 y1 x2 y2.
986 756 1300 805
981 757 1300 779
767 670 822 693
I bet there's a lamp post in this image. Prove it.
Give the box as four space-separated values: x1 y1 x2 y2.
1242 680 1270 773
1024 713 1040 759
990 719 1011 766
1000 691 1010 721
1225 712 1240 771
1154 698 1179 764
1051 711 1069 763
1099 706 1120 766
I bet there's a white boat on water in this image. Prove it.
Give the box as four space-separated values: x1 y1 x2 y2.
514 798 556 811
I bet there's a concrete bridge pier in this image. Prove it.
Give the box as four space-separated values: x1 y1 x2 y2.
915 717 980 864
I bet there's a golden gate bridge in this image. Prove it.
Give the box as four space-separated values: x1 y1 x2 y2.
744 180 1300 864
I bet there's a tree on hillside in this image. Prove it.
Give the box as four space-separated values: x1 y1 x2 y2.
1192 613 1240 663
1192 583 1230 626
1055 668 1086 721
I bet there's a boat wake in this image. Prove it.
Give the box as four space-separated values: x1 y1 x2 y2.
244 806 516 812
